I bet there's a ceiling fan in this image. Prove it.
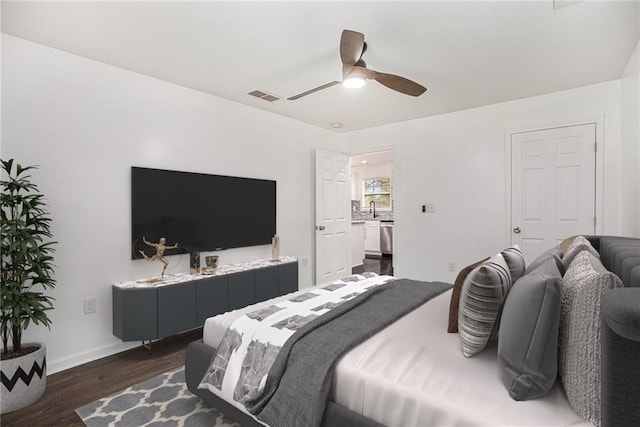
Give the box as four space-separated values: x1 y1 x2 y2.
287 29 427 101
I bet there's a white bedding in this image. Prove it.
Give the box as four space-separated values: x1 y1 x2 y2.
200 274 394 409
202 278 588 427
203 287 308 349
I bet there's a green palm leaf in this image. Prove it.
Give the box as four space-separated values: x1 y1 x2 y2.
1 159 57 355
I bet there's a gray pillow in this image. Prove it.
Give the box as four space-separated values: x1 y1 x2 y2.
501 245 526 283
498 257 562 401
458 253 513 357
525 246 564 275
562 235 599 270
559 251 623 426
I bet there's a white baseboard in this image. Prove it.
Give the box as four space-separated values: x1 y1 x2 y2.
47 341 139 375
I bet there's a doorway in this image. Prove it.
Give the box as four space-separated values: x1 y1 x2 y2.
349 150 395 276
510 123 597 264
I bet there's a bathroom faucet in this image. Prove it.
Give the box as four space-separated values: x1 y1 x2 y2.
369 200 377 218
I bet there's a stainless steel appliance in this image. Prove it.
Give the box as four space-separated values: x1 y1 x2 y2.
380 221 393 255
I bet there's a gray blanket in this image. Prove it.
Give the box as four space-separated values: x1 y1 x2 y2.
246 278 452 427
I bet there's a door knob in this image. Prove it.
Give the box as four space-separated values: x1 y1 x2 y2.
513 227 521 234
315 225 326 231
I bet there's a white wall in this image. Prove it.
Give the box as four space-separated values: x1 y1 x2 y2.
621 40 640 237
342 81 623 284
1 35 337 373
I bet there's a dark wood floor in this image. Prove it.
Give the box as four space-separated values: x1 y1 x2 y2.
352 255 394 276
0 329 203 426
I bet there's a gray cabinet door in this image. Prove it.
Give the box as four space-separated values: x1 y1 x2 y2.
229 270 256 310
113 287 158 341
197 276 229 326
278 262 299 295
256 266 279 302
157 281 197 338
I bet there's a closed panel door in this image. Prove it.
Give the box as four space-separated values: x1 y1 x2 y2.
157 282 197 338
255 266 279 302
228 270 256 310
196 276 229 326
315 150 350 285
364 222 381 253
278 262 298 295
511 124 596 264
113 287 158 341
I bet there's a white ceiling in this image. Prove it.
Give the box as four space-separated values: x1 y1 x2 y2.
351 151 393 167
2 1 638 133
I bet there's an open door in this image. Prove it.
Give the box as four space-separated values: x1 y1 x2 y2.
315 149 350 285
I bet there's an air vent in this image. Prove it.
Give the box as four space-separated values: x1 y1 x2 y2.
553 0 581 9
248 90 280 102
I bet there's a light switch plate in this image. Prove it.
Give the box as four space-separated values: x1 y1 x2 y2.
84 296 96 314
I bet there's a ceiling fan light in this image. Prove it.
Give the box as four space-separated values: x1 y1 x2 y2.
343 76 366 89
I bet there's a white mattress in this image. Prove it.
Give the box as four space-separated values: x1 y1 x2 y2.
203 285 588 426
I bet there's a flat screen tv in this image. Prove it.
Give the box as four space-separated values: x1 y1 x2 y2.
131 166 276 259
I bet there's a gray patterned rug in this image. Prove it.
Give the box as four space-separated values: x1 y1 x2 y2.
75 367 240 427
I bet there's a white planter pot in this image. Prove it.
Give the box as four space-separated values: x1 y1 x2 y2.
0 343 46 414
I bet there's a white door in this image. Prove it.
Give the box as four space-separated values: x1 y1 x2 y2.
364 221 381 255
315 149 350 285
511 124 596 264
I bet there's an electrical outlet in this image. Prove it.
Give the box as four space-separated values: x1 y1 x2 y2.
425 203 436 213
83 296 96 314
448 261 457 272
302 257 308 268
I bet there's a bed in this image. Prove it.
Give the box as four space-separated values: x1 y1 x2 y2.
185 236 640 427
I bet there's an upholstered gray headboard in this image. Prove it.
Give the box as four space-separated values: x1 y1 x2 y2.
586 236 640 287
592 236 640 427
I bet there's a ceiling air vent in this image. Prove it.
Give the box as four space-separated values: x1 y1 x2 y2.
553 0 581 9
248 90 280 102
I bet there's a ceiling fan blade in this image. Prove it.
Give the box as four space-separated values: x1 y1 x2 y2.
372 72 427 97
342 64 357 80
287 81 341 101
350 65 378 80
340 30 365 66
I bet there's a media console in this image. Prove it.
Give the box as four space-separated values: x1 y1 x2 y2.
112 257 298 345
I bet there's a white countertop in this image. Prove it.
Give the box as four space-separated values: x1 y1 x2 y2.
114 256 297 289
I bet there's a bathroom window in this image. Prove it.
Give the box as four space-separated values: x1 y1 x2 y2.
362 177 392 209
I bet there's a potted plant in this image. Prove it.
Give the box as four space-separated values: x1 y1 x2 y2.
1 159 56 414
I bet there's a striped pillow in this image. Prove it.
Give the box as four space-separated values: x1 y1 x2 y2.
458 253 513 357
447 257 490 333
501 245 526 282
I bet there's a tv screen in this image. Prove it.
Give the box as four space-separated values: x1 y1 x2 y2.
131 167 276 259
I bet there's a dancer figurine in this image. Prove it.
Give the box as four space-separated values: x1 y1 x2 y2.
139 236 178 278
